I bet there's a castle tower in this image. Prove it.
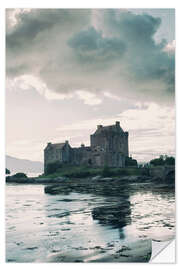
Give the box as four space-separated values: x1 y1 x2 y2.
90 121 129 167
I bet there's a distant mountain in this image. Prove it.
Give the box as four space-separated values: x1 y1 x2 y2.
6 155 43 175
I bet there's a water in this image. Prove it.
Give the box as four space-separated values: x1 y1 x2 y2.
6 184 175 262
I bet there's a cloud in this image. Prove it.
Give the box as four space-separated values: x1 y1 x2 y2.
6 9 175 104
76 90 102 105
164 40 175 53
54 102 175 162
118 102 175 161
68 26 126 66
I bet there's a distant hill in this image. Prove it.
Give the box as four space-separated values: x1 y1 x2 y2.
6 155 43 175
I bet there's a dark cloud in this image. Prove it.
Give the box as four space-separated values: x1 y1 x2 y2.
101 10 161 40
68 27 126 66
83 10 175 94
6 9 175 103
6 9 90 52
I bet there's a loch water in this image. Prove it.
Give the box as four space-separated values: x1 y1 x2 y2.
6 184 175 262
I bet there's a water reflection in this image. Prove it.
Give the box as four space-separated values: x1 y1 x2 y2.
6 184 175 262
91 199 131 229
119 228 125 240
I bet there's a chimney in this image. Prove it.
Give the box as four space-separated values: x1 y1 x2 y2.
65 140 69 144
47 142 51 146
116 121 120 126
97 125 103 129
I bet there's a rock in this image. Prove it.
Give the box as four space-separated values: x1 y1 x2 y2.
48 211 70 218
44 185 65 194
107 243 114 247
150 176 162 182
100 177 113 181
6 176 35 183
117 245 131 252
24 246 38 250
54 176 69 182
91 175 101 180
34 178 52 183
57 198 75 202
126 175 139 181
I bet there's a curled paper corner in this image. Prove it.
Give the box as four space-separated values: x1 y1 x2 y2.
150 238 175 263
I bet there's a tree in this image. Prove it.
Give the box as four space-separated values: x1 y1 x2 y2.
150 155 175 166
150 156 164 166
164 156 175 165
6 168 10 175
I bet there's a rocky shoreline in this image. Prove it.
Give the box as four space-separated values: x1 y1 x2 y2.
44 175 174 196
6 172 175 197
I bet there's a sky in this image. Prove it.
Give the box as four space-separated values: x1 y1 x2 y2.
6 9 175 163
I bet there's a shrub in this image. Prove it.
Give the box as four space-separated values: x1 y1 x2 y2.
64 171 91 178
101 166 112 177
45 161 62 175
125 157 138 167
140 168 150 176
13 172 28 178
6 168 10 175
150 155 175 166
150 156 164 166
115 169 129 176
164 156 175 166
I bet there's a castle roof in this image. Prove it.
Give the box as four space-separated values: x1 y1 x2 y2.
73 146 91 151
45 141 70 150
50 143 66 149
93 121 125 135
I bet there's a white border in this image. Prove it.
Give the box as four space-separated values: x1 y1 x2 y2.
1 1 179 269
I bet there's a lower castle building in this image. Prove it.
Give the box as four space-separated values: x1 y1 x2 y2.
44 121 129 171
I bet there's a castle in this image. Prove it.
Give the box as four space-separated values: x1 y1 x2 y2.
44 121 129 171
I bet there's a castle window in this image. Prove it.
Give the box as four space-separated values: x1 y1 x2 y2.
88 159 92 165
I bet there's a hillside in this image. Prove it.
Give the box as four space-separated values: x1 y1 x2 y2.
6 155 43 175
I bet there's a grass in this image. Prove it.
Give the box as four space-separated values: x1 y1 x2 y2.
38 165 146 179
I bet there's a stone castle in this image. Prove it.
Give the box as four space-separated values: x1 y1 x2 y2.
44 121 129 171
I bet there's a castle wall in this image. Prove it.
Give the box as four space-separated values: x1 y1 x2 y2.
91 131 129 157
72 147 92 166
91 133 105 150
124 132 129 157
44 142 72 171
44 122 129 171
44 148 61 170
62 144 72 163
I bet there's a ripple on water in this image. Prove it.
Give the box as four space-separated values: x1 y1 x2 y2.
6 184 175 262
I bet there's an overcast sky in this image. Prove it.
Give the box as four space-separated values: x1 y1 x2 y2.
6 9 175 163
